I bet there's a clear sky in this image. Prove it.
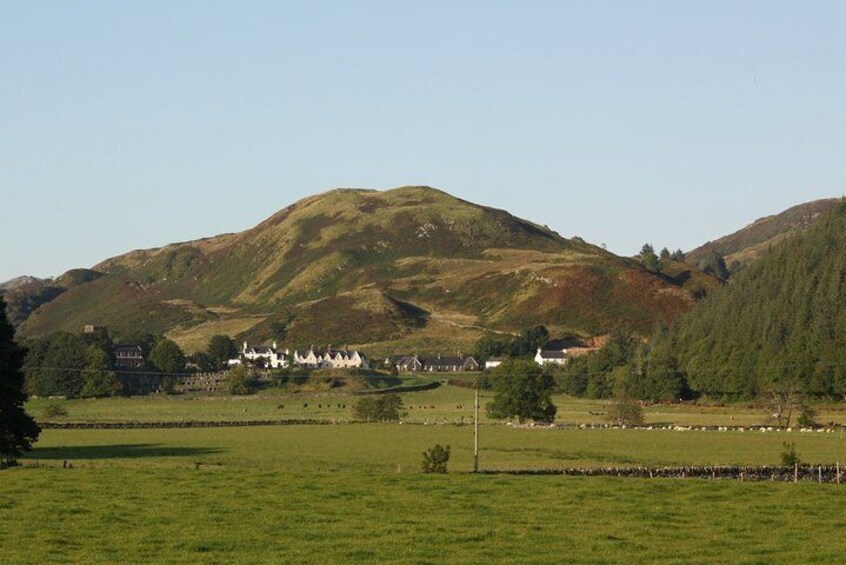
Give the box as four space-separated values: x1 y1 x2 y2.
2 1 844 282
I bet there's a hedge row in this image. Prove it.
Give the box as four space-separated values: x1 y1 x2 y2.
480 465 846 483
39 419 335 429
352 381 441 396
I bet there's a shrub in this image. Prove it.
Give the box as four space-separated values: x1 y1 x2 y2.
797 404 818 428
780 442 801 467
42 403 68 419
226 366 255 395
422 444 450 473
607 392 644 426
352 394 404 422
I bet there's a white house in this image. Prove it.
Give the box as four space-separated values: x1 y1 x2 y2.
231 341 289 369
485 357 504 370
535 347 567 367
292 347 370 370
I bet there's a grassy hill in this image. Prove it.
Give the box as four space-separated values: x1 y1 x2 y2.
18 186 715 353
687 198 841 276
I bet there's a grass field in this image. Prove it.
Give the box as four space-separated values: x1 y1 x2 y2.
4 466 846 564
25 383 846 427
6 388 846 563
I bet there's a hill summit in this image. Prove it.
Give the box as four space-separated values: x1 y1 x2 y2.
19 186 708 354
687 198 841 276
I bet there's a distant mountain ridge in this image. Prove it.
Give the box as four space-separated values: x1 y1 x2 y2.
15 186 716 354
687 198 841 275
0 276 48 292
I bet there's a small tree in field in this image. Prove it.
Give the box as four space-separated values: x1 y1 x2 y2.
607 390 644 426
42 403 68 419
226 365 255 395
422 444 450 473
487 359 557 423
352 394 404 422
780 442 801 466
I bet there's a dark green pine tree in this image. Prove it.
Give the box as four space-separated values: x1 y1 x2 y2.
656 202 846 400
0 298 40 462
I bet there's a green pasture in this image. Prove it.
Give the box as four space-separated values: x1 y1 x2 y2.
19 425 846 471
3 424 846 563
8 388 846 563
25 383 846 427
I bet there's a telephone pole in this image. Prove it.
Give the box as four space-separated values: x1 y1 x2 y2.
473 387 480 473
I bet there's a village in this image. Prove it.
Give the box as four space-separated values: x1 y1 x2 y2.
227 340 571 372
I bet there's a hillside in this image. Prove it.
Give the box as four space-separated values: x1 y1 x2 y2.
656 202 846 399
686 198 841 276
18 186 714 354
0 275 48 292
1 270 102 327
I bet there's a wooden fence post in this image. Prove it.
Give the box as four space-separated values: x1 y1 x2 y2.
794 462 799 483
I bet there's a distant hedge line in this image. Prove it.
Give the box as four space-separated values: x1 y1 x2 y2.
39 419 336 429
352 381 441 395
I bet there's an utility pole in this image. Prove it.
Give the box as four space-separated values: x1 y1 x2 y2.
473 387 480 473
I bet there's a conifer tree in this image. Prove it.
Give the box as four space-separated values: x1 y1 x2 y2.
0 298 40 463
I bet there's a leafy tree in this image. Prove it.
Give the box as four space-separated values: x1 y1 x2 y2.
660 247 671 260
797 403 818 428
148 338 186 374
207 335 237 370
189 351 214 373
556 330 638 399
607 389 644 426
487 358 556 423
474 335 508 362
510 325 549 357
671 249 686 262
626 336 691 401
80 345 122 398
24 331 87 397
639 243 662 272
226 365 255 395
352 394 404 422
421 444 451 473
0 298 40 463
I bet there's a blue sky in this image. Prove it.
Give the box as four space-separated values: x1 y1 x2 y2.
2 1 844 281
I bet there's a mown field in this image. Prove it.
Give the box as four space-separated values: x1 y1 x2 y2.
5 388 846 563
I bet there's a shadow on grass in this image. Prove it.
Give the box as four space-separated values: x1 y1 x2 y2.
26 444 224 460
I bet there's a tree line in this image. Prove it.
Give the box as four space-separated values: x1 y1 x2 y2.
20 329 240 398
556 202 846 403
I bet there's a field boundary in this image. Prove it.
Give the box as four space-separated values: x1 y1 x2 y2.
480 465 845 483
38 419 337 429
352 381 441 395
